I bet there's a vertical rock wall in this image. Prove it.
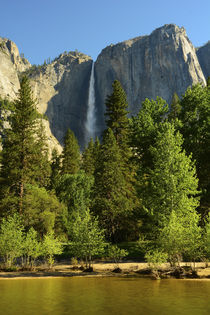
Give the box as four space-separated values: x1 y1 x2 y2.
197 41 210 79
94 25 206 136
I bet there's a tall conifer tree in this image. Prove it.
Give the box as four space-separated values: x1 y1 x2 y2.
105 80 129 150
0 76 50 214
61 128 80 175
93 129 136 242
82 138 95 176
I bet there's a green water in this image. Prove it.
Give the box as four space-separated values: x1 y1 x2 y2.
0 277 209 315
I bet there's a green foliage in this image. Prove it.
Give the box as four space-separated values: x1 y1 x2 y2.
107 245 128 265
158 210 202 266
105 80 130 149
204 214 210 259
71 209 105 267
42 232 63 268
0 76 50 214
143 122 199 229
50 148 61 190
130 96 169 169
93 128 136 241
178 84 210 217
0 214 24 267
23 185 67 237
23 227 42 268
82 138 95 176
145 250 168 271
55 171 94 228
168 92 181 120
61 128 80 175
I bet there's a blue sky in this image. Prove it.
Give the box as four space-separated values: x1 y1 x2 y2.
0 0 209 65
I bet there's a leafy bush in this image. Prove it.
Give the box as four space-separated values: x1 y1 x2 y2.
107 245 128 266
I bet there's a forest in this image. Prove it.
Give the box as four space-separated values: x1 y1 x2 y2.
0 76 209 270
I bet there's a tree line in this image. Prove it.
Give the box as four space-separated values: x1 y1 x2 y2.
0 76 209 269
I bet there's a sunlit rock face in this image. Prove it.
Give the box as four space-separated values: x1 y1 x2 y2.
197 41 210 79
94 24 206 132
0 37 30 100
0 37 62 154
0 25 209 149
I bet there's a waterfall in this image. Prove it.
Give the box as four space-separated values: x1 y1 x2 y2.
85 61 96 145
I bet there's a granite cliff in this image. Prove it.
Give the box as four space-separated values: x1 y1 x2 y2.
94 24 206 130
0 37 62 154
197 41 210 79
0 24 209 149
27 52 92 148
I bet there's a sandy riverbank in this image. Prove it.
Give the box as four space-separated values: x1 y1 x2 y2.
0 261 210 280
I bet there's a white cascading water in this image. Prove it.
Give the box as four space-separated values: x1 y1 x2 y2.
85 61 96 144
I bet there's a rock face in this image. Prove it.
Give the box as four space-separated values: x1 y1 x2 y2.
28 52 92 149
197 41 210 79
0 37 30 100
94 24 206 130
0 37 62 154
0 25 209 150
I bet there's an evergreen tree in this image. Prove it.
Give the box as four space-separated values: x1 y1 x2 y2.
82 137 101 176
82 138 95 176
61 128 80 175
55 170 94 234
93 128 137 242
105 80 129 149
50 148 61 190
98 82 138 241
168 92 181 121
33 120 51 188
0 76 50 214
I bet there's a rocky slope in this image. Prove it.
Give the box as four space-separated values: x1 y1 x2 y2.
94 24 206 130
197 41 210 79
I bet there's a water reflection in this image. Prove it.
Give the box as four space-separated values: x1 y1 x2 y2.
0 277 209 315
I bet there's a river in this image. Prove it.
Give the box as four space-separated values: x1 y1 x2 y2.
0 277 209 314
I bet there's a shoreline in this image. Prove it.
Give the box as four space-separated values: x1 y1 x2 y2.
0 261 210 280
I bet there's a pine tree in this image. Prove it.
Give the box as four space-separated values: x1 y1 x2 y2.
100 81 138 240
82 138 95 176
105 80 129 149
82 137 101 176
168 92 181 120
61 128 80 175
33 120 51 188
0 76 50 214
93 128 136 242
50 148 61 190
